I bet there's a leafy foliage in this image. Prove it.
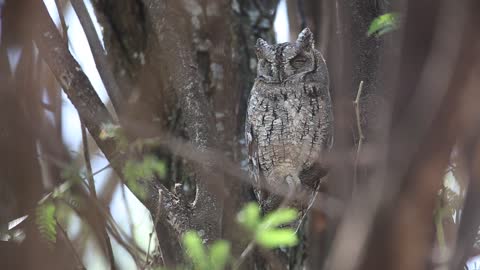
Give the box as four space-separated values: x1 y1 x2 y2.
123 155 167 199
368 13 399 37
182 231 231 270
35 200 57 246
178 204 299 270
236 201 261 231
237 202 299 248
100 123 129 151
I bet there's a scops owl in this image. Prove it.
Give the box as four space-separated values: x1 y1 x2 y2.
245 28 333 214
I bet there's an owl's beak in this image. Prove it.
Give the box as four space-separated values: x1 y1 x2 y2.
270 65 282 83
278 71 285 82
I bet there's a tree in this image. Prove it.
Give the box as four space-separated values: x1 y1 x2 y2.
1 0 480 269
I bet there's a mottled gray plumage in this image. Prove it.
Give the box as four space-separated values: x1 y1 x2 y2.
245 28 333 213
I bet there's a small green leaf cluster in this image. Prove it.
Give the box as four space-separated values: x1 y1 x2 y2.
99 123 128 151
35 201 57 246
368 13 399 37
122 155 167 199
35 167 85 247
237 202 299 249
162 203 299 270
183 231 231 270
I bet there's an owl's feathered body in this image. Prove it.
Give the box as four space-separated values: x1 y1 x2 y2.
245 28 333 213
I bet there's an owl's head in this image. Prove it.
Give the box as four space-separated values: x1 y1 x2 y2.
255 28 318 84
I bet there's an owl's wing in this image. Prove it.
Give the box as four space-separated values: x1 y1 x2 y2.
245 114 263 202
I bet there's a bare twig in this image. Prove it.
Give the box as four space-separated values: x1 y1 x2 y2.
120 185 135 239
146 189 165 267
233 193 297 270
55 218 87 270
81 122 97 198
54 0 68 48
233 241 256 270
353 80 364 190
80 120 116 270
61 197 147 267
70 0 123 113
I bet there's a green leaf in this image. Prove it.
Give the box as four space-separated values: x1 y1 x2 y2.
35 201 57 245
60 165 82 184
259 208 298 229
368 13 399 37
256 229 299 249
99 123 121 140
122 155 166 199
183 231 209 270
209 240 231 270
100 123 129 151
236 202 261 231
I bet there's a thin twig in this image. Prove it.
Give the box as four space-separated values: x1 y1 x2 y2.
56 218 87 270
60 195 147 266
353 81 364 191
120 185 135 239
70 0 123 113
81 121 97 198
234 191 296 270
80 120 116 270
145 189 165 267
37 152 114 205
54 0 68 48
233 241 256 270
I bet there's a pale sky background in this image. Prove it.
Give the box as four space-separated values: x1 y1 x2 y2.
40 0 479 269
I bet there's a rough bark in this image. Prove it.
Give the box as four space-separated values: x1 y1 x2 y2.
90 0 279 264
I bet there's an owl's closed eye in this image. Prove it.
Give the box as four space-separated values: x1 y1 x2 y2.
255 28 317 83
290 55 308 69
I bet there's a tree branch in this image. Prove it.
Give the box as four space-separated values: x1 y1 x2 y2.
81 120 116 270
33 0 189 247
70 0 124 113
34 1 117 161
141 0 222 241
56 219 87 270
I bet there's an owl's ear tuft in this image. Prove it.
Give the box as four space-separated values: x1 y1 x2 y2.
297 28 314 50
256 38 270 58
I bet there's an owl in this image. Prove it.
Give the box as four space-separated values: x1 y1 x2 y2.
245 28 333 214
